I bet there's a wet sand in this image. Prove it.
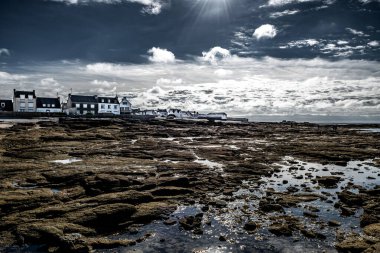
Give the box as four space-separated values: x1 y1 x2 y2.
0 118 379 252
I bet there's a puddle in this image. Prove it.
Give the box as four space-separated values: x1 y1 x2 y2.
356 128 380 133
0 123 14 129
101 158 379 253
51 158 83 164
194 159 224 170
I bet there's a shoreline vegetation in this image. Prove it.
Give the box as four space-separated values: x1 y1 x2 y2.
0 118 379 252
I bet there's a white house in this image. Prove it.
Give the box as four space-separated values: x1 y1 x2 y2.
98 96 120 115
36 97 62 113
157 109 168 118
167 109 197 119
120 97 132 114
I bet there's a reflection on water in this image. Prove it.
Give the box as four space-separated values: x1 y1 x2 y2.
51 158 83 164
102 159 379 253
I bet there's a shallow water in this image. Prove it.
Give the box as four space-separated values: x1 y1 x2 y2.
102 158 379 253
51 158 83 164
356 128 380 133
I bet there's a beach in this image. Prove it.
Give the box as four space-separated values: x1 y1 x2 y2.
0 118 379 253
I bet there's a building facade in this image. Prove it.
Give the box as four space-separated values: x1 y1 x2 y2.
13 89 37 112
0 100 13 112
36 97 62 113
120 97 132 114
98 96 120 115
66 94 98 115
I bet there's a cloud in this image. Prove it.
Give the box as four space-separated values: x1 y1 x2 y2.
148 47 176 63
0 48 10 57
253 24 277 40
280 39 319 48
214 69 233 77
91 79 119 87
49 0 165 15
270 9 300 18
201 47 231 64
156 78 183 85
368 41 379 47
266 0 318 6
41 78 60 87
3 53 380 119
346 28 369 37
359 0 380 4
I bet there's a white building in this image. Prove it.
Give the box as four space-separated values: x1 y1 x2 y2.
167 109 197 119
120 97 132 114
98 96 120 115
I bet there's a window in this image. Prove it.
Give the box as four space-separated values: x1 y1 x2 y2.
83 110 87 115
1 103 4 108
101 99 104 103
28 108 34 112
52 104 55 108
90 104 95 109
20 102 26 108
108 105 111 109
43 104 46 107
28 102 34 108
75 104 80 108
28 95 33 99
20 94 25 99
101 105 105 109
83 104 88 108
114 105 118 110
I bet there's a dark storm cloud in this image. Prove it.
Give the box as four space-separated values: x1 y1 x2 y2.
1 0 378 64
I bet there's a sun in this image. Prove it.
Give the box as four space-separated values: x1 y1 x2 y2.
185 0 233 25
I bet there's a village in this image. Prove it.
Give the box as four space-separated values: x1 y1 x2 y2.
0 89 246 121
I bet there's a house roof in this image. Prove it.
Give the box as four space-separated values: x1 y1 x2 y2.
98 96 119 104
36 97 60 108
0 100 13 111
13 89 36 98
69 95 98 103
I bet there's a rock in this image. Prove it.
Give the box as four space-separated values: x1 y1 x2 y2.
361 214 379 227
340 206 356 216
336 234 372 253
328 220 341 227
210 199 228 208
268 223 292 236
338 190 365 206
179 215 202 231
301 229 326 240
150 187 193 196
363 243 380 253
157 177 190 187
316 176 342 188
244 221 258 231
258 202 285 213
64 203 137 230
363 223 380 238
163 218 177 225
303 211 318 218
276 193 321 207
219 235 227 241
131 202 177 224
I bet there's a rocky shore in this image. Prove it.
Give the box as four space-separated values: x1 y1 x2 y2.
0 119 379 252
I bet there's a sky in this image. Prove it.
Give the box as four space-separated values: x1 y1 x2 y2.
1 0 380 121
